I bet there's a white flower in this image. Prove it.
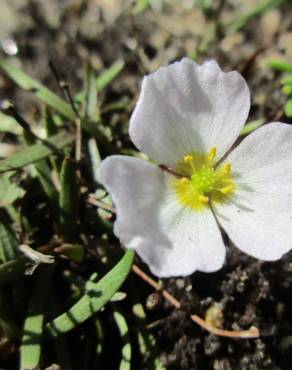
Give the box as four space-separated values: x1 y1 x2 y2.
97 58 292 277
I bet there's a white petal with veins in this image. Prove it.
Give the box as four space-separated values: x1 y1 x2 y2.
129 58 250 166
214 122 292 260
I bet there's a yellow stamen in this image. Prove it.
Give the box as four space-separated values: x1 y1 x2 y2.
180 177 189 185
208 147 217 161
183 155 194 164
219 185 233 194
198 195 209 203
173 147 235 211
222 163 231 174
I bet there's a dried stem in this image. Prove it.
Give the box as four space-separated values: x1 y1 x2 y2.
87 194 116 214
0 100 62 155
132 264 260 339
48 60 82 163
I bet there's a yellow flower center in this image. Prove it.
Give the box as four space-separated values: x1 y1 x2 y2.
173 147 235 211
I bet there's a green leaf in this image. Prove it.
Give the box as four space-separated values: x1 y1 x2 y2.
96 60 124 91
75 60 125 103
0 59 75 121
59 157 79 242
0 211 19 262
133 303 166 370
45 110 64 174
281 75 292 85
23 131 59 204
94 318 104 366
20 266 53 370
88 138 101 184
0 131 74 173
267 59 292 73
84 64 99 122
226 0 287 33
113 311 131 370
46 249 135 337
281 84 292 95
240 119 264 136
133 0 150 14
198 0 213 15
284 99 292 117
50 292 72 370
0 112 22 134
45 108 59 137
0 173 23 204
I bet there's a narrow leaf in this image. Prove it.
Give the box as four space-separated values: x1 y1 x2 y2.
50 292 73 370
0 112 22 134
88 138 101 184
0 131 74 172
281 75 292 85
113 311 131 370
0 211 19 262
284 99 292 117
226 0 287 33
59 157 79 242
24 131 59 204
267 59 292 73
133 0 150 14
96 60 125 92
84 64 99 122
0 59 75 120
20 266 53 370
281 84 292 95
75 61 125 102
133 303 166 370
0 173 23 204
240 119 264 136
46 249 135 337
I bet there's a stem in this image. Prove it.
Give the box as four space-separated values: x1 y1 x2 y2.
132 264 260 339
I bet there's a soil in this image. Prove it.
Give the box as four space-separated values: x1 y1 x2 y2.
1 1 292 369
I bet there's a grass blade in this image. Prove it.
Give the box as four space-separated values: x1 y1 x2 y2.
0 173 23 205
24 131 59 204
46 249 135 337
0 112 22 134
88 138 101 184
59 157 79 242
0 131 74 173
20 266 53 370
281 76 292 85
284 98 292 117
226 0 287 33
84 64 99 122
133 303 166 370
0 59 75 121
0 211 19 262
75 60 125 103
267 59 292 73
240 119 264 136
50 292 73 370
113 311 131 370
133 0 150 14
96 60 125 92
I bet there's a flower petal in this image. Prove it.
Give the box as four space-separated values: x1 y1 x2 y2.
97 156 226 277
129 58 250 166
214 122 292 260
